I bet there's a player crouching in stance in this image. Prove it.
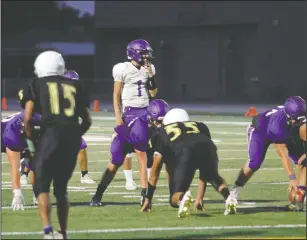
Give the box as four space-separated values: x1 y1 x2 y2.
284 104 306 211
230 96 306 207
1 111 41 210
140 108 237 217
22 51 92 239
89 99 169 207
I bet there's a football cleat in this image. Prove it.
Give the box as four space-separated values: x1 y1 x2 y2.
285 203 298 211
224 195 237 215
53 231 65 239
20 174 28 185
89 197 102 207
230 186 241 201
81 174 95 184
126 181 137 191
43 233 54 239
178 190 194 218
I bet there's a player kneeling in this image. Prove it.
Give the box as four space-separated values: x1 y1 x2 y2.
140 108 237 217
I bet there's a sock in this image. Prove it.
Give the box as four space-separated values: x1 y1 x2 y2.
81 170 88 177
93 184 107 201
124 170 133 182
147 168 152 181
220 188 230 200
44 226 53 235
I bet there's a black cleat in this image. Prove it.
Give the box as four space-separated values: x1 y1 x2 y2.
89 197 102 207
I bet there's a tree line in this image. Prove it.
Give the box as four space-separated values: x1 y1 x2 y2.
2 1 94 38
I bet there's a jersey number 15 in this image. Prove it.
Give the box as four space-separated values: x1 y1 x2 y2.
47 82 76 117
164 122 200 142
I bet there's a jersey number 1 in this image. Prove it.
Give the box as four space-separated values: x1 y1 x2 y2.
164 122 200 142
47 83 76 117
137 80 142 97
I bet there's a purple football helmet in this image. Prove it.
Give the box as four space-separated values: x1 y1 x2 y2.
147 99 169 123
284 96 306 120
127 39 153 64
64 70 79 80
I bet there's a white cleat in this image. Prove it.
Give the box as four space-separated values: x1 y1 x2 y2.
12 189 25 211
80 174 95 184
20 174 28 185
125 181 137 191
178 190 194 218
224 195 237 216
44 233 54 239
53 231 65 239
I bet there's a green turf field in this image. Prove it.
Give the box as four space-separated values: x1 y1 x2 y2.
1 112 306 239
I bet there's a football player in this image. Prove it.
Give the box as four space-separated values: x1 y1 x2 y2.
89 99 168 207
113 39 158 195
285 114 306 211
140 108 237 217
230 96 306 203
1 111 41 211
21 50 92 239
63 70 95 184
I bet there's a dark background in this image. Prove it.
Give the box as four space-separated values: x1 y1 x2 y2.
2 1 306 104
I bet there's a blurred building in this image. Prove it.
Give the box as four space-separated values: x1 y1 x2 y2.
94 1 305 102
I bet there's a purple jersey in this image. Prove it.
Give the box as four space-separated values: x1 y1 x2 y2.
247 106 292 170
110 115 150 166
253 106 291 143
1 111 42 152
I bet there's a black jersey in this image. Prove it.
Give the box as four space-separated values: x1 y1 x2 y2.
150 121 212 158
19 76 90 126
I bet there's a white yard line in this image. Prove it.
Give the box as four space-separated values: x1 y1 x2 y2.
1 224 305 236
1 181 289 190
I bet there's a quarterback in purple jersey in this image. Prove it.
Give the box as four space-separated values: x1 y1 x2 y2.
89 99 169 207
113 39 158 192
230 96 306 206
1 110 41 211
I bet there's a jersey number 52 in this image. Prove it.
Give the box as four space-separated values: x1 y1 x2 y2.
164 122 200 142
47 83 76 117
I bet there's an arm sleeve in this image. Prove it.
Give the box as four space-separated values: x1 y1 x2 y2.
112 63 125 82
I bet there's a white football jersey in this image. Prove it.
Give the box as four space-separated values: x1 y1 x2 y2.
113 62 156 108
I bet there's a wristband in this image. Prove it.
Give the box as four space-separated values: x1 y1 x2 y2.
146 182 156 200
26 139 36 153
147 77 156 90
289 174 296 180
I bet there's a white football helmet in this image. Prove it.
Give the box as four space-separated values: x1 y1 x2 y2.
163 108 189 125
34 51 65 78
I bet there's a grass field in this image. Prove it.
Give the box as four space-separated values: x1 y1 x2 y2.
1 112 306 239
